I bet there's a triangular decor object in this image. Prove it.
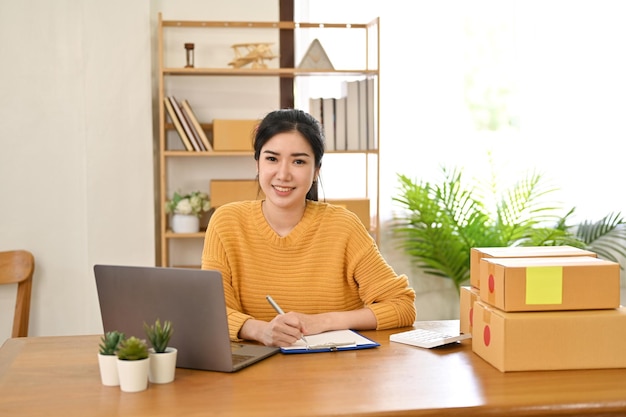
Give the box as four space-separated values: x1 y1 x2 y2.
298 39 334 70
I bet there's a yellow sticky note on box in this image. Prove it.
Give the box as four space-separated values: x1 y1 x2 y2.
525 266 562 304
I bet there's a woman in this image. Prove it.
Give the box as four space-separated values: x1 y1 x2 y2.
201 108 416 347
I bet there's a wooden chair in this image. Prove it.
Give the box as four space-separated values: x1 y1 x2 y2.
0 250 35 337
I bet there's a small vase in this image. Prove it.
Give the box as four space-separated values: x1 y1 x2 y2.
171 214 200 233
148 347 177 384
98 353 119 386
117 357 150 393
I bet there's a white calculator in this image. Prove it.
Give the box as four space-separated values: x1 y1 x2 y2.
390 321 471 349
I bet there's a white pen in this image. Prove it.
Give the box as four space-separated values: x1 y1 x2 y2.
266 295 308 344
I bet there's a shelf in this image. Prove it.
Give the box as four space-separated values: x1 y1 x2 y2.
161 20 372 30
163 149 377 157
157 13 380 267
164 231 205 239
162 68 378 77
163 150 254 157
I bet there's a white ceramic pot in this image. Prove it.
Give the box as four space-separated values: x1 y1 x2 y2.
171 214 200 233
97 353 119 386
117 357 150 393
148 347 177 384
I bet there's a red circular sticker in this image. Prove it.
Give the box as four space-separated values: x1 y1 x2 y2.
488 274 495 293
483 325 491 346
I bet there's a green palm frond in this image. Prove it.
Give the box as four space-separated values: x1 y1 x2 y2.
393 171 482 288
392 165 626 293
575 212 626 265
495 171 564 243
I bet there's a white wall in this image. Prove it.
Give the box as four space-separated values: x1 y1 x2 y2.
0 0 155 342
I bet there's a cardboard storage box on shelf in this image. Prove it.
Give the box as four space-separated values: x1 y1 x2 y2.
327 198 370 230
470 246 597 289
212 119 259 151
472 301 626 372
480 256 620 312
459 286 480 335
210 180 264 208
209 183 371 230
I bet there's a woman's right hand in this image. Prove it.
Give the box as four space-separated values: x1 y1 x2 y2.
241 313 306 347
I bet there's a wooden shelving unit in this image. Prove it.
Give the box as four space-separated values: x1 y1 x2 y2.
156 13 380 267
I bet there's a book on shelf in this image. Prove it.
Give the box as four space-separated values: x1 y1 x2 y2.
357 79 368 151
179 103 206 151
344 80 360 151
334 96 347 151
366 77 377 150
309 97 322 125
164 97 194 151
168 96 202 151
181 99 213 151
178 100 206 151
322 97 336 151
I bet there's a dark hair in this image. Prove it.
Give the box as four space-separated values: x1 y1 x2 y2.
254 109 324 201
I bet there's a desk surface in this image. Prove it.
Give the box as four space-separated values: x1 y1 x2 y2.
1 324 626 417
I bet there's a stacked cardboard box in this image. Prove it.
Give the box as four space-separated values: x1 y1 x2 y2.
460 246 597 336
463 246 626 372
459 285 479 335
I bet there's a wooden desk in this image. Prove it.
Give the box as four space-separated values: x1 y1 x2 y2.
1 326 626 416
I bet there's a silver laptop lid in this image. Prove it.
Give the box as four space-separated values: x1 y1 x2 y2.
94 265 258 372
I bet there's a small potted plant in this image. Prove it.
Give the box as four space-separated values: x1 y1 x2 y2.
116 336 150 392
97 330 125 386
144 318 177 384
165 191 211 233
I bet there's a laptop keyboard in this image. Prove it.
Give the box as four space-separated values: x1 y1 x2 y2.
232 353 254 365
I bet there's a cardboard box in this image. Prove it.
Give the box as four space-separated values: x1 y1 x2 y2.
470 246 597 289
210 180 264 207
459 285 480 335
472 301 626 372
480 256 620 312
327 198 370 230
212 119 259 151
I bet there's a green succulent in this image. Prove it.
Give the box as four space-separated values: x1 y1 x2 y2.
116 336 149 361
98 331 125 355
144 318 173 353
392 164 626 293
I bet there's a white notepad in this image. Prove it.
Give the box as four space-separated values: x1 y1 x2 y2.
280 329 379 353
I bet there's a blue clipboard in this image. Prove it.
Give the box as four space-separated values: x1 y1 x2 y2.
279 329 380 354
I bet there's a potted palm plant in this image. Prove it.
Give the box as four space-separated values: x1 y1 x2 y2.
116 336 150 392
144 318 176 384
97 330 125 386
392 165 626 294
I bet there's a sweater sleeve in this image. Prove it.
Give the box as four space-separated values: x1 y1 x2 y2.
201 205 255 341
348 225 416 329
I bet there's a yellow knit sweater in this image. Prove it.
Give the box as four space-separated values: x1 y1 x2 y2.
201 200 416 340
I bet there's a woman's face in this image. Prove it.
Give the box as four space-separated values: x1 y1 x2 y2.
257 131 319 211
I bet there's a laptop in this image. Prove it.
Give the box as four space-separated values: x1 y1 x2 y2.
94 264 279 372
